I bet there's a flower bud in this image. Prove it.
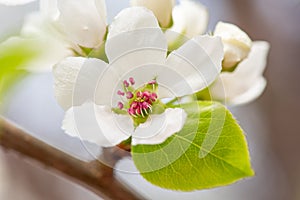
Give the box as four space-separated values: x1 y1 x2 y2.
214 22 252 69
130 0 175 28
171 0 208 38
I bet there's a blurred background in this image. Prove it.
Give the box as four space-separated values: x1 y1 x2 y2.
0 0 299 199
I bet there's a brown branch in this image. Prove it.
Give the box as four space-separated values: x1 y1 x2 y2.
0 117 145 200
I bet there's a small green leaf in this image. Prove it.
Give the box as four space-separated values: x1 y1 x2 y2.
132 101 254 191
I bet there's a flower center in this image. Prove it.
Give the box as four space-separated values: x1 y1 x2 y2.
128 90 158 118
114 77 159 123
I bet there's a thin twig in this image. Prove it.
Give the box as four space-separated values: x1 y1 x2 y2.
0 117 145 200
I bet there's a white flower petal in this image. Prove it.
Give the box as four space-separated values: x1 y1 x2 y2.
21 12 71 49
106 7 167 63
107 7 160 39
214 21 252 69
164 35 223 97
230 77 267 105
106 29 167 65
234 41 270 78
132 108 187 145
56 0 107 48
209 41 270 105
0 0 35 5
130 0 175 28
94 0 107 23
99 7 168 104
170 0 208 38
62 102 132 147
92 63 125 106
53 57 108 110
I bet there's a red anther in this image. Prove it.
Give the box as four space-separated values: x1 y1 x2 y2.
148 80 156 85
142 91 151 101
136 107 141 115
117 90 125 96
132 101 139 108
123 80 129 87
120 79 159 118
141 102 149 109
118 102 124 109
129 77 135 85
126 92 133 99
128 108 135 115
136 91 143 98
150 92 158 101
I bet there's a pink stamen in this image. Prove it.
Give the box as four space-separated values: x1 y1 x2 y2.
129 77 135 85
148 80 156 85
118 102 124 109
123 80 129 87
127 91 158 118
150 93 158 101
126 92 134 99
136 91 142 98
115 77 159 118
117 90 125 96
141 101 149 109
128 108 134 115
131 101 138 109
136 107 141 115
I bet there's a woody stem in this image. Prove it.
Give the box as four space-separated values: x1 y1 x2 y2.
0 117 144 200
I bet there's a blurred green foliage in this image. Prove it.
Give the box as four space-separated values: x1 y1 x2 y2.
0 37 41 103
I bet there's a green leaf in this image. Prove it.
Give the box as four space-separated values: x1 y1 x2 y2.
132 101 254 191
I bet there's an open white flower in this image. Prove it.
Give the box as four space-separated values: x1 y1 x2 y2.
209 41 270 105
214 22 252 69
54 7 224 147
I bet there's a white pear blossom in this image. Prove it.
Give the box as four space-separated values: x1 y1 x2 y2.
209 41 270 105
130 0 175 28
1 0 108 72
54 7 224 147
27 0 107 49
214 22 252 69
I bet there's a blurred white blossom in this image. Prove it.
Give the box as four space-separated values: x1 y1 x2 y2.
209 41 270 105
1 0 108 71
